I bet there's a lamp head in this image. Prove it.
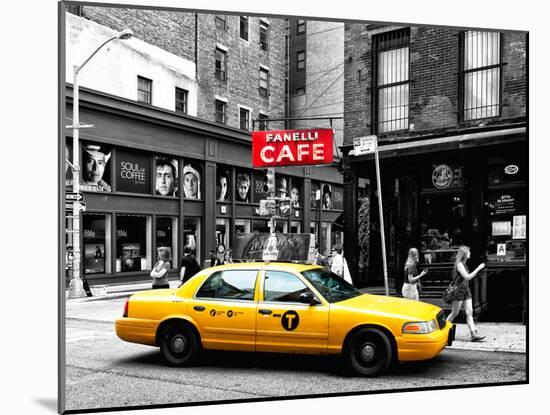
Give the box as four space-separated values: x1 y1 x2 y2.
117 29 133 40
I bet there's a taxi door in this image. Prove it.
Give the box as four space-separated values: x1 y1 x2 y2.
255 270 329 354
189 269 258 352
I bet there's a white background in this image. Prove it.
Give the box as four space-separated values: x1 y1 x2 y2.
2 0 546 414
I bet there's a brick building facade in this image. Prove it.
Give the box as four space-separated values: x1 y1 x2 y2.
342 24 527 321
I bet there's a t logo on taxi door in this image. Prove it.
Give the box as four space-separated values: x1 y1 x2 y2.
281 310 299 331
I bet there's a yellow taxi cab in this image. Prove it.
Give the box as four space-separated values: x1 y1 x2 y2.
115 262 455 376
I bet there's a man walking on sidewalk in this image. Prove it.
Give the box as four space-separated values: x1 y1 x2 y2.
179 245 201 286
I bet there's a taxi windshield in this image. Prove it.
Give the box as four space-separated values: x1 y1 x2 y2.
301 268 362 303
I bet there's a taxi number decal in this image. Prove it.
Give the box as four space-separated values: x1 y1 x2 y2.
281 310 299 331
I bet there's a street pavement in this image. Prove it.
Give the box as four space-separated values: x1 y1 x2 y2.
65 279 526 354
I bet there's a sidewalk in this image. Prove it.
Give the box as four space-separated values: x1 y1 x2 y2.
66 281 526 354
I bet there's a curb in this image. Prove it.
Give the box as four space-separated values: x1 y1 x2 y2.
447 344 525 354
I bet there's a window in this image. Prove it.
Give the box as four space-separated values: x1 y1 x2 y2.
462 31 501 120
258 113 268 131
240 16 248 40
215 15 226 30
260 21 269 51
183 217 201 263
215 99 227 124
373 29 410 133
264 271 311 303
215 48 227 81
137 76 152 104
156 216 177 269
239 107 250 131
116 214 152 272
196 270 258 300
259 67 269 97
297 19 305 35
175 87 188 114
297 51 305 70
83 213 111 274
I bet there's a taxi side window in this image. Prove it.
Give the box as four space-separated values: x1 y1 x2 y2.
264 271 311 303
196 270 257 301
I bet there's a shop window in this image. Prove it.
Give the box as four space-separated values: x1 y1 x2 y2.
290 179 302 208
83 213 111 274
373 29 410 133
80 142 112 192
175 87 188 114
422 163 464 190
311 182 320 209
184 217 201 265
274 220 288 234
321 222 331 256
253 220 270 234
260 21 269 51
485 189 527 263
216 166 231 202
259 67 269 97
252 170 270 203
196 270 257 300
235 219 251 235
264 271 309 303
419 194 465 264
215 48 227 81
116 214 152 272
137 76 152 104
236 170 252 203
116 149 151 194
290 221 301 233
332 185 344 210
240 16 248 40
487 161 526 186
182 161 202 200
462 31 501 121
155 156 178 197
216 218 231 255
277 175 289 199
156 216 177 269
321 184 333 210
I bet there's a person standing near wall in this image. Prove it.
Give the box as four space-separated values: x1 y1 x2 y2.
402 248 427 301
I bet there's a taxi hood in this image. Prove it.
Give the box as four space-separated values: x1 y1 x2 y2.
336 293 440 321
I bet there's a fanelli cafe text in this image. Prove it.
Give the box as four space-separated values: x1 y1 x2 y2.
252 128 334 168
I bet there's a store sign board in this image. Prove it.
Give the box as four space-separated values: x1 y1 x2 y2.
495 194 516 215
116 150 151 194
234 233 315 262
252 129 333 167
353 135 377 155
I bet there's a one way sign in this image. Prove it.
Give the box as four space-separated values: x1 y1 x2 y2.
65 192 84 201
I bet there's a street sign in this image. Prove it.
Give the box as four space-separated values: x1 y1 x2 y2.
65 192 84 201
279 199 291 217
353 135 377 155
259 199 277 216
65 201 86 212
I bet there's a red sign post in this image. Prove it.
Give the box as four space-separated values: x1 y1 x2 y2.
252 128 334 168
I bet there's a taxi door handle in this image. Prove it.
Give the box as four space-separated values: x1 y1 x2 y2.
258 309 272 315
194 306 206 311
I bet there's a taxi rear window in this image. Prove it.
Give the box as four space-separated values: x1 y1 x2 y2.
196 270 257 300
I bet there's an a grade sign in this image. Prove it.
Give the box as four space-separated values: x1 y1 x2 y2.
353 135 378 155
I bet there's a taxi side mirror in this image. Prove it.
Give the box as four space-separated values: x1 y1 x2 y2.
299 292 321 306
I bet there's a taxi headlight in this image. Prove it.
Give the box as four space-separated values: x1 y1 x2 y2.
402 320 437 334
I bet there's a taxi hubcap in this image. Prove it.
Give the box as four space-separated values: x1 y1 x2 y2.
171 335 186 353
360 343 376 362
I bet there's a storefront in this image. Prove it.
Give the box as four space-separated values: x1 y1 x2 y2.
64 86 343 286
342 127 527 321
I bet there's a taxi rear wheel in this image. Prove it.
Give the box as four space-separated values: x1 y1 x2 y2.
345 327 393 377
160 323 199 366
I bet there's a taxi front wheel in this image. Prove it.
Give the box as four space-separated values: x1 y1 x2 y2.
160 323 200 366
344 327 393 377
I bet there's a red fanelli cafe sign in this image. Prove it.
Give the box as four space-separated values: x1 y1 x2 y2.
252 128 334 168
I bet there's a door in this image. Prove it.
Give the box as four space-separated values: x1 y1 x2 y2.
256 270 329 354
190 269 258 351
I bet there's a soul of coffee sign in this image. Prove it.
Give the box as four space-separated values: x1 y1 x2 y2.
252 128 333 168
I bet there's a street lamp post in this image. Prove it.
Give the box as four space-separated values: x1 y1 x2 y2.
67 29 133 298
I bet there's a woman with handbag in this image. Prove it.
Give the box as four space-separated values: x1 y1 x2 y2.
446 245 486 341
402 248 427 301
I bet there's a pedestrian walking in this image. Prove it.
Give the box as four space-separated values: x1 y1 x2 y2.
446 245 486 341
330 245 353 285
150 249 170 289
179 245 202 286
402 248 428 301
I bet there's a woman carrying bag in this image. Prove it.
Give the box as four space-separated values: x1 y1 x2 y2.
446 245 486 342
151 249 171 289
